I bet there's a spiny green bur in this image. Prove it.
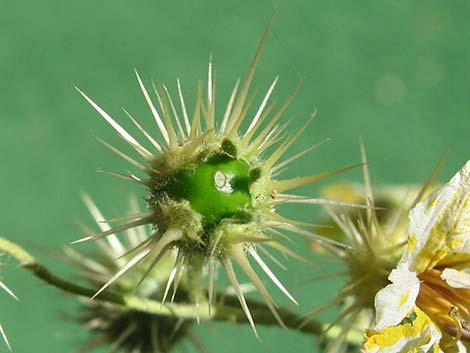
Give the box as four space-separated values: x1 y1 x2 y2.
167 154 252 227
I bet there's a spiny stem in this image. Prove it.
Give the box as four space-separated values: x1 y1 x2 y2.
24 261 126 304
0 236 360 344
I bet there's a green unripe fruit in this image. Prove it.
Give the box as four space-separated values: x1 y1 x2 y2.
167 154 252 227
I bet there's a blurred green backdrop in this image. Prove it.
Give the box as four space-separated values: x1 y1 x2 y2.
0 0 469 352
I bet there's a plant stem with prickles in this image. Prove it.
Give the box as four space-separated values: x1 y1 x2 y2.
0 236 362 344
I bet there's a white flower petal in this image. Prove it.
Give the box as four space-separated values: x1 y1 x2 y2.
364 307 441 353
441 268 470 289
374 263 420 331
403 161 470 274
453 340 469 353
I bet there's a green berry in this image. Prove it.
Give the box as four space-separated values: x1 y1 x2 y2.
167 154 251 227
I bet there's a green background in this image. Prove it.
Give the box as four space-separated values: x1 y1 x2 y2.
0 1 469 352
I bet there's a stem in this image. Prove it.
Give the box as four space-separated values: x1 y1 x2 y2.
0 237 360 344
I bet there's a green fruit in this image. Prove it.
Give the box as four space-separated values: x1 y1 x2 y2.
167 154 252 227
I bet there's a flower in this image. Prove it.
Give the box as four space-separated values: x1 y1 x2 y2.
73 15 356 337
69 194 197 353
304 146 434 352
364 161 470 353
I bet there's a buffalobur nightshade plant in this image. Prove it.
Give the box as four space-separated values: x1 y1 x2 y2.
0 14 349 353
2 11 466 353
363 161 470 353
73 14 358 337
303 148 470 353
304 147 444 353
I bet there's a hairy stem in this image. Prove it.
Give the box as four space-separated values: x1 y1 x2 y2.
0 236 361 344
